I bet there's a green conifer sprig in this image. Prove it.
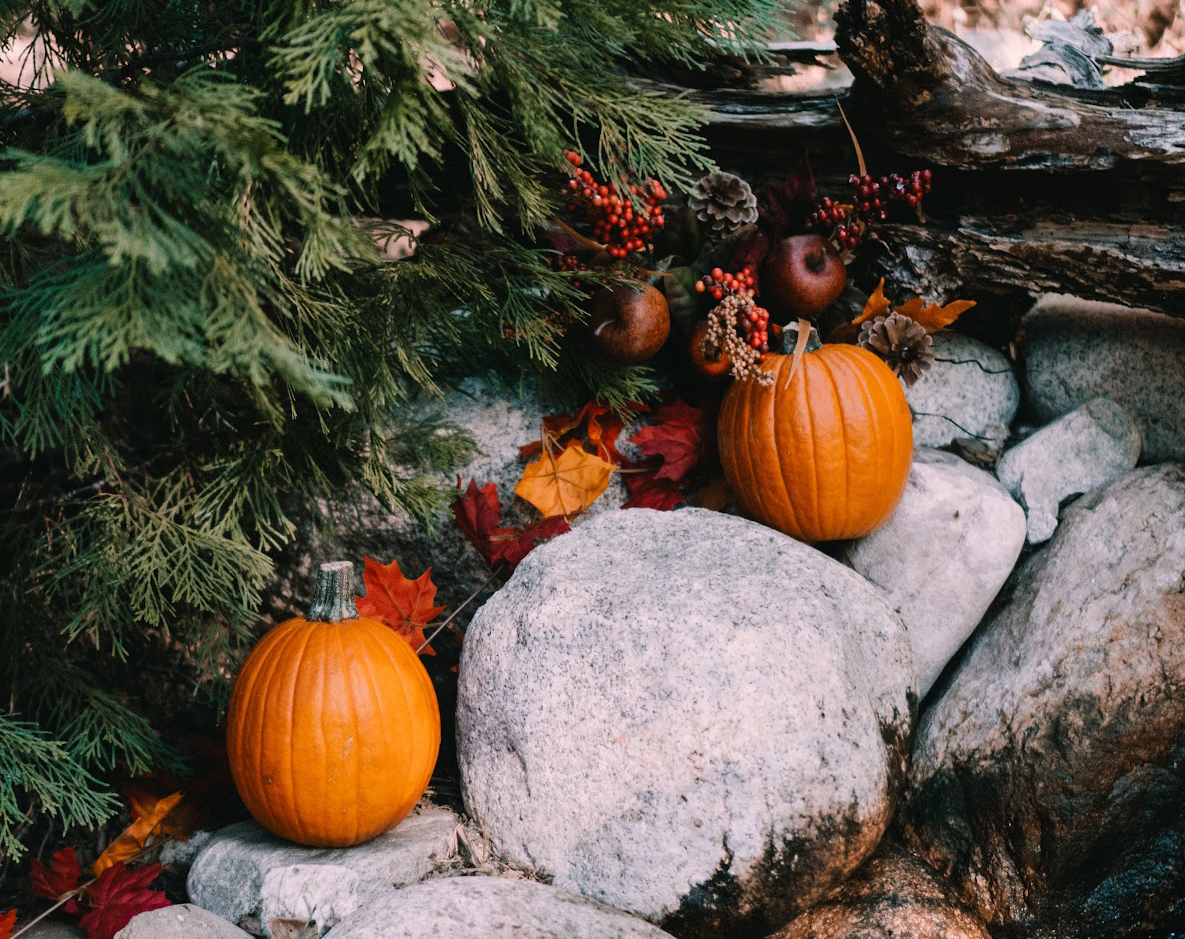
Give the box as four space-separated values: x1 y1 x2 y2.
0 0 783 857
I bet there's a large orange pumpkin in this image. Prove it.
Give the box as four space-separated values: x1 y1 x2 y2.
226 561 440 847
718 341 912 543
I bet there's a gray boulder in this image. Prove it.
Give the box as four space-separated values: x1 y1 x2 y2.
458 508 915 938
116 905 250 939
188 804 459 937
905 332 1019 448
901 465 1185 937
995 397 1141 543
770 846 990 939
323 876 675 939
1022 295 1185 461
844 449 1026 697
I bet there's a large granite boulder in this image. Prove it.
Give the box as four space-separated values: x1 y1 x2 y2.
995 397 1141 543
322 877 675 939
1021 296 1185 461
901 465 1185 937
771 846 991 939
904 331 1019 449
458 508 915 938
187 804 459 937
843 449 1026 697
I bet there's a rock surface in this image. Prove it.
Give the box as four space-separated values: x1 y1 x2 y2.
1022 295 1185 461
770 847 991 939
904 331 1019 448
188 804 459 937
995 397 1141 543
268 377 624 627
458 508 915 938
901 465 1185 937
844 448 1026 697
116 905 251 939
323 876 676 939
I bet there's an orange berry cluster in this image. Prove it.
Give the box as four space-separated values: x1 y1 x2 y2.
563 150 667 260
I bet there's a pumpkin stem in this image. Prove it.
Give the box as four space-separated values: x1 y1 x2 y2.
307 561 359 622
782 319 822 354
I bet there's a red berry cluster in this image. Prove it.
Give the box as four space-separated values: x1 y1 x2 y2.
810 169 934 250
545 253 591 289
563 150 667 260
696 267 770 354
694 266 756 302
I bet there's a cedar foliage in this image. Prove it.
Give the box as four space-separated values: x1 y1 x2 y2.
0 0 779 858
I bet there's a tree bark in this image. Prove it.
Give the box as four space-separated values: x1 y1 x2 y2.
680 0 1185 319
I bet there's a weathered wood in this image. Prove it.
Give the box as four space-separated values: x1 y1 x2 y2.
659 0 1185 314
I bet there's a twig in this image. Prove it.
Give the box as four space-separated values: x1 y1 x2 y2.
416 570 501 654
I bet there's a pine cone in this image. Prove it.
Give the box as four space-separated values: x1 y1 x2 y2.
688 172 758 236
858 312 935 386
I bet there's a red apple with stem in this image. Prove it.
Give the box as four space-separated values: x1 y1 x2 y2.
760 234 846 323
587 283 670 364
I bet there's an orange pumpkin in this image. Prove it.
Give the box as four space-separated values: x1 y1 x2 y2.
718 340 912 543
226 561 440 847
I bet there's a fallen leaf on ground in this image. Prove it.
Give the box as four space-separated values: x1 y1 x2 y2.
80 863 170 939
0 909 16 939
851 278 891 326
906 297 977 332
31 847 83 910
515 440 615 518
357 557 446 655
693 476 736 511
622 470 687 511
93 791 183 876
629 399 712 484
451 479 571 576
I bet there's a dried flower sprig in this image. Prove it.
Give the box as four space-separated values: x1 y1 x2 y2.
702 294 775 386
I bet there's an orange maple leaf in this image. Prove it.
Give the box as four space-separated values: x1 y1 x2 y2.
357 557 446 655
0 909 16 939
908 298 977 332
93 791 183 876
515 440 615 518
851 277 891 326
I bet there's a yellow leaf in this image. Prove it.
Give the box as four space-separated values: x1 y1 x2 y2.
515 440 615 518
92 791 184 876
910 299 977 333
851 278 890 326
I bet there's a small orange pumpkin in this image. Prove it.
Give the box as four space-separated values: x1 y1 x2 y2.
718 337 912 543
226 561 440 847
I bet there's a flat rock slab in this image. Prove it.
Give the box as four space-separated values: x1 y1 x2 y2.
905 331 1018 448
995 397 1141 543
323 876 676 939
117 904 251 939
902 465 1185 936
188 804 459 937
1021 295 1185 461
771 847 990 939
844 448 1026 697
458 508 914 938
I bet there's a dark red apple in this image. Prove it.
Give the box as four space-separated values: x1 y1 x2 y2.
760 234 846 323
588 283 670 364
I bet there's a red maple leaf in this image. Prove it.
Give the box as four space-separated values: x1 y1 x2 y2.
357 556 446 655
494 516 572 568
79 863 170 939
622 469 688 511
30 847 83 912
0 909 16 939
629 399 712 484
450 479 570 578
